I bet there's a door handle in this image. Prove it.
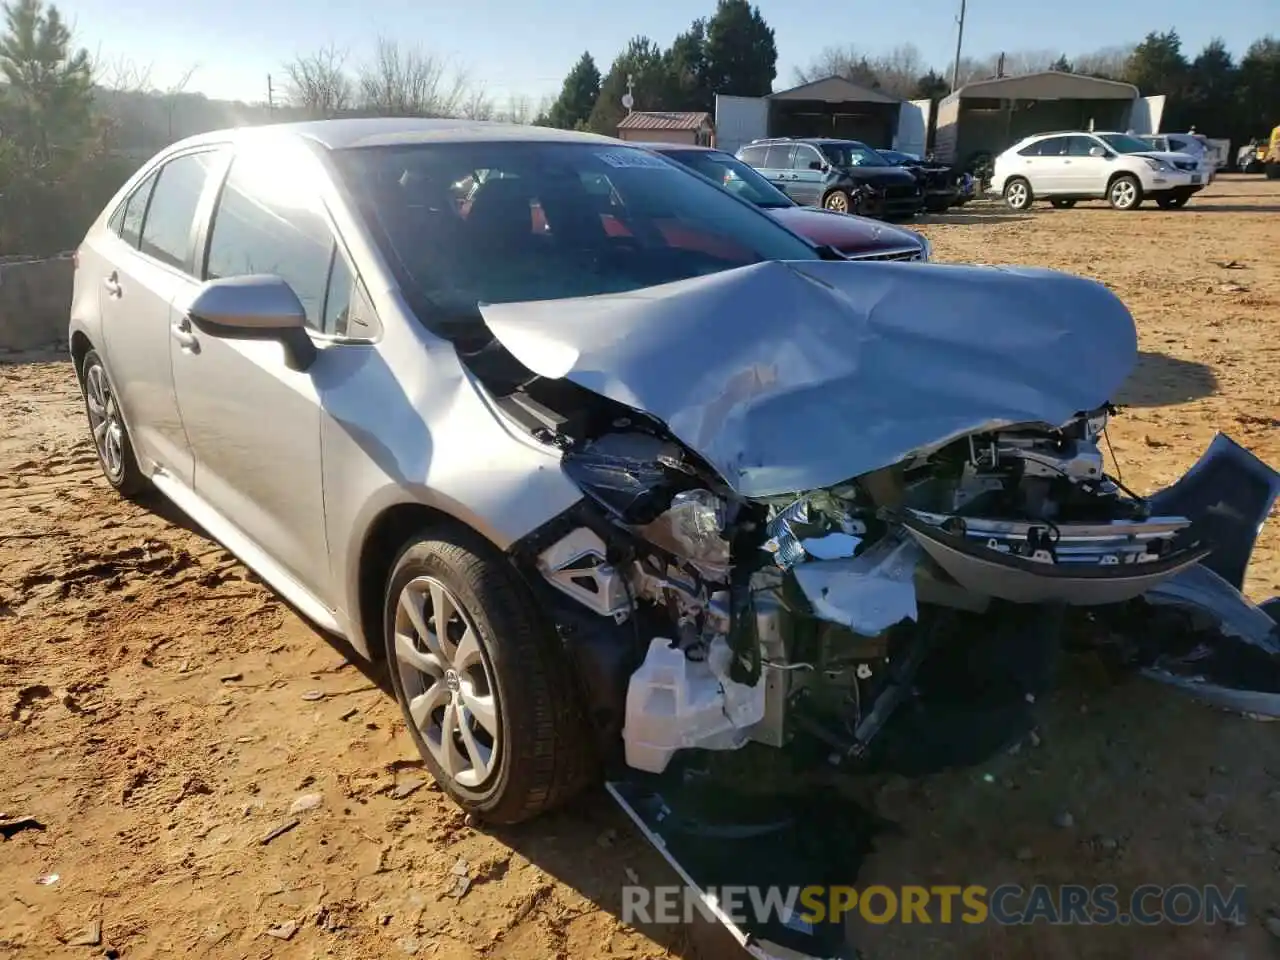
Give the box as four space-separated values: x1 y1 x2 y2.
171 314 200 353
103 272 121 297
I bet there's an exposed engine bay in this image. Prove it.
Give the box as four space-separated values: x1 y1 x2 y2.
505 396 1222 777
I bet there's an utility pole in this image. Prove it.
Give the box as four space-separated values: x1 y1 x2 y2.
267 74 275 115
950 0 967 93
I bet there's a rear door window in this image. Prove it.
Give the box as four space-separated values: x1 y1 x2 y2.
1034 137 1070 157
762 144 795 169
738 145 767 166
139 152 219 271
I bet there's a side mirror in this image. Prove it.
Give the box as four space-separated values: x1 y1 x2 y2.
1088 146 1107 158
186 275 317 372
809 160 825 171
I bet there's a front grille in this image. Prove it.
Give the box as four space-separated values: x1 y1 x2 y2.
884 183 921 200
845 247 922 262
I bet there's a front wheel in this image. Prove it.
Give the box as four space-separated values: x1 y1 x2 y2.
383 528 595 824
1108 175 1143 210
1003 177 1032 210
823 189 851 213
79 349 146 496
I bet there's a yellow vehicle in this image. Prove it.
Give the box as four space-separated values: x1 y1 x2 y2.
1267 124 1280 179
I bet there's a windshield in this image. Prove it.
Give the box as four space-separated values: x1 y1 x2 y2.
333 142 817 321
1098 133 1156 154
819 142 889 168
657 149 794 209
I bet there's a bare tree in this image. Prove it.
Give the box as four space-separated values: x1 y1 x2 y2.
496 94 541 125
161 64 198 140
455 72 495 120
1073 44 1135 79
282 45 354 118
92 51 153 92
793 45 878 86
356 38 468 117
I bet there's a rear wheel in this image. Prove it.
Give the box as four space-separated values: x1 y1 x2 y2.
1003 177 1032 210
79 349 146 496
383 527 595 824
1108 174 1143 210
1266 162 1280 181
1049 199 1077 209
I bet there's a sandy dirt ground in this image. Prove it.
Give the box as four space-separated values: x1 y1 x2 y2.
2 175 1278 960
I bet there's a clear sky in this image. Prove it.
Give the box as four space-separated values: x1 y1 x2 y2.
66 0 1274 106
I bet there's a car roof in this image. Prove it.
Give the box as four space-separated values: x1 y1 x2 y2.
643 142 724 154
163 117 619 154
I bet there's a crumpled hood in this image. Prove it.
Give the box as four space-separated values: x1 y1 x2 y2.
479 259 1138 498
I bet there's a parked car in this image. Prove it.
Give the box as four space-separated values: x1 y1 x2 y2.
874 148 968 211
991 130 1203 210
1136 132 1216 183
736 137 923 220
71 117 1280 960
644 143 930 261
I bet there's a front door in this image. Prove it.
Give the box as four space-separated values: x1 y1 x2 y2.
96 148 226 487
788 144 827 206
169 143 340 603
1062 135 1113 194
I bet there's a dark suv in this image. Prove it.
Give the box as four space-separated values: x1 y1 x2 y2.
736 138 923 220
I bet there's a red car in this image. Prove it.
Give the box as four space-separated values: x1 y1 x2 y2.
645 143 932 262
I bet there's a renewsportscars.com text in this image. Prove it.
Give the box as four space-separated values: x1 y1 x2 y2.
622 883 1247 927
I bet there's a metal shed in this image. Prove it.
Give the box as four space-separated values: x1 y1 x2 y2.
932 71 1165 174
765 76 904 148
714 80 933 158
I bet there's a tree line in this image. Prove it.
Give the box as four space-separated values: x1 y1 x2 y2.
535 23 1277 153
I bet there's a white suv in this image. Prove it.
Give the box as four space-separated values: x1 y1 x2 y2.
991 131 1201 211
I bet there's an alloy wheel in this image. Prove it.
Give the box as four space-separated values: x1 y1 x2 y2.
1006 181 1028 209
1111 180 1137 209
393 576 500 789
825 192 849 213
85 363 125 482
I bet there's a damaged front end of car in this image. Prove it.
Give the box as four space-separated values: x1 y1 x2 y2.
463 258 1280 960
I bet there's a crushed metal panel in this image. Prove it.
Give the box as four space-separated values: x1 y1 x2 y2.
480 259 1138 499
1145 433 1280 592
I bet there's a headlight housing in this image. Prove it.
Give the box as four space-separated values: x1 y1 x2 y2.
1142 157 1171 172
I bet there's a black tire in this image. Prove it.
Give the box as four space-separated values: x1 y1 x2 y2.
1049 199 1077 209
1156 194 1189 209
1108 174 1143 210
1003 177 1032 210
1266 162 1280 181
823 189 851 213
79 349 146 497
383 527 595 824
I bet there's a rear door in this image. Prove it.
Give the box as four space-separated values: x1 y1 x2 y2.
95 148 226 486
169 140 370 603
787 144 827 206
1023 136 1071 193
